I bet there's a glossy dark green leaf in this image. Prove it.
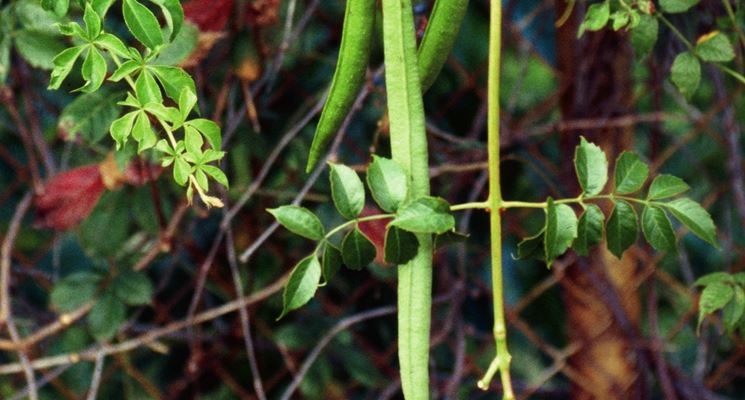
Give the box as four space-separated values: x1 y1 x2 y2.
367 156 408 212
88 290 127 341
322 243 343 281
390 196 454 234
384 226 418 264
50 272 101 312
665 197 718 247
574 137 608 196
605 200 638 258
614 151 649 194
641 205 676 252
647 174 690 200
574 204 604 256
544 198 578 266
329 163 365 219
517 229 545 261
341 227 377 270
279 255 321 319
433 230 469 250
268 206 325 240
123 0 164 49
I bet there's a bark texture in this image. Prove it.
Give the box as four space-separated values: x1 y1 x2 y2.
554 2 642 398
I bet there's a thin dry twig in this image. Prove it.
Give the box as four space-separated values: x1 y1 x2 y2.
1 194 37 399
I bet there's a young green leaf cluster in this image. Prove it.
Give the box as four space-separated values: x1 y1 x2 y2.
578 0 744 97
50 269 153 341
695 272 745 336
269 156 457 318
0 1 71 81
45 0 226 207
517 137 718 267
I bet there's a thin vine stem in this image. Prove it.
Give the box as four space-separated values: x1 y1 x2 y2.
721 0 745 52
657 13 745 85
477 0 515 398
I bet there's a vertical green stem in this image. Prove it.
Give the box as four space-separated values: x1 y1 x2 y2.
381 0 432 398
476 1 515 398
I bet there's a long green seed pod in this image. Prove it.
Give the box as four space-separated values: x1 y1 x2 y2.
305 0 376 172
417 0 469 92
382 0 432 398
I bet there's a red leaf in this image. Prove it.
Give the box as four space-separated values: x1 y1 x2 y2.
34 165 105 231
34 156 162 231
183 0 233 32
357 207 390 266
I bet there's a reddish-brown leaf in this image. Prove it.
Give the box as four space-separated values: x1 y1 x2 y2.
34 165 105 231
183 0 234 32
357 207 390 266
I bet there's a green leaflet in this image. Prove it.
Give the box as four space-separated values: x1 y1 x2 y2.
574 136 608 196
574 204 604 257
279 256 322 319
614 151 649 194
88 290 126 341
641 205 676 252
50 272 101 312
123 0 164 50
341 226 377 270
647 174 689 200
664 197 718 246
390 196 454 234
321 243 343 281
367 156 408 213
606 200 638 258
670 51 701 99
268 205 325 241
695 31 735 63
329 163 365 220
384 226 419 265
544 198 578 266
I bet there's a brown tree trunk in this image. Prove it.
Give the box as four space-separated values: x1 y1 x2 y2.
554 2 643 398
